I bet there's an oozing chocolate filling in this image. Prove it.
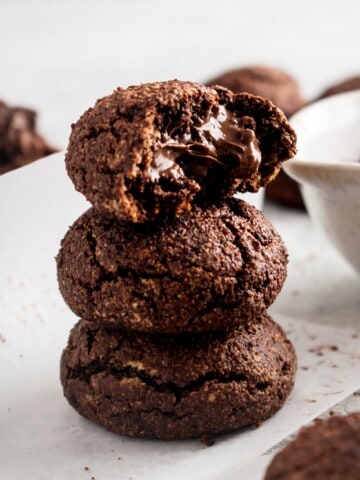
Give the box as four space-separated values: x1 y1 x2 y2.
149 105 261 183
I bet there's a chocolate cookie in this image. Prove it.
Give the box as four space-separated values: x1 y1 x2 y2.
0 100 56 174
318 75 360 100
60 314 297 440
264 412 360 479
206 66 306 117
57 199 288 333
65 80 296 222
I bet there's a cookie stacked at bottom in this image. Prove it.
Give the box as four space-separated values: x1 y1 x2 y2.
57 80 297 439
60 314 295 440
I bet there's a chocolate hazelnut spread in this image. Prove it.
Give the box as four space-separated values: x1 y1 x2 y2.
149 105 261 183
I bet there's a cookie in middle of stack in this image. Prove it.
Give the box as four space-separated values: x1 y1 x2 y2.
57 199 288 334
57 79 297 439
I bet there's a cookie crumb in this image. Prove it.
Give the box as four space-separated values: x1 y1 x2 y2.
199 434 215 446
0 333 6 343
84 467 89 471
309 344 340 356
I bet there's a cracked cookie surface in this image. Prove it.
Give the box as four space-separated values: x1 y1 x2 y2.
264 413 360 480
56 198 288 333
60 314 297 439
65 79 296 222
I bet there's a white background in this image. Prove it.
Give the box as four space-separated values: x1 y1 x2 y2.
0 0 359 147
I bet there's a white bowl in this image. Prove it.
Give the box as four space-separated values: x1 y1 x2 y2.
284 90 360 274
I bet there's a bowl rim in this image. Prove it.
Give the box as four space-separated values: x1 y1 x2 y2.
284 158 360 172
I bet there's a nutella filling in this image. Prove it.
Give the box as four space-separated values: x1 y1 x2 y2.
149 105 262 183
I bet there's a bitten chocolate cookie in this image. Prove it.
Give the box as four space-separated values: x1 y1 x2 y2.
60 314 297 440
318 75 360 100
65 80 296 222
264 413 360 480
206 66 306 118
0 100 56 174
57 199 288 334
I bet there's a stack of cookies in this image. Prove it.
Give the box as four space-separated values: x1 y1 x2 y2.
57 80 297 440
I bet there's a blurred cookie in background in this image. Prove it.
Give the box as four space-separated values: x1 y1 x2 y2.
205 65 305 118
0 99 57 174
206 65 306 209
265 168 304 209
317 75 360 99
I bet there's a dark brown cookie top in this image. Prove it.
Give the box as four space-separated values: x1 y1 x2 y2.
65 80 296 222
0 100 56 174
264 413 360 480
206 66 306 118
318 75 360 100
60 314 296 439
57 199 288 333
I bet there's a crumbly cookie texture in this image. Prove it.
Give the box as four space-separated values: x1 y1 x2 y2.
264 412 360 480
65 80 296 222
60 314 297 440
57 199 288 333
